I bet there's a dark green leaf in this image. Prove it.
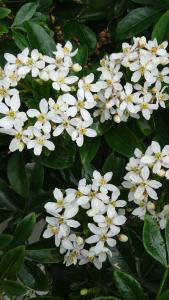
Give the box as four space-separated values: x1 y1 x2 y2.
157 289 169 300
137 118 153 137
12 31 29 50
165 217 169 260
0 178 20 211
152 10 169 43
24 21 56 56
37 137 76 169
102 153 126 185
143 215 167 267
30 297 63 300
74 44 88 67
0 234 13 249
116 7 164 40
0 280 27 297
0 7 11 19
80 137 101 164
131 0 166 5
0 24 8 35
105 124 143 158
114 269 147 300
7 152 29 198
93 298 119 300
12 213 36 247
0 246 25 279
13 2 37 26
26 162 44 196
19 262 48 291
26 248 61 263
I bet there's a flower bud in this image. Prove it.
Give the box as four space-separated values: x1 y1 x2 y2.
118 234 128 242
18 142 25 152
159 169 166 177
80 289 88 296
113 114 121 123
147 202 155 211
72 63 82 72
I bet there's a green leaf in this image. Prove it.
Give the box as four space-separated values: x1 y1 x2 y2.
37 136 76 169
0 246 25 279
19 262 48 291
7 152 29 198
165 217 169 260
12 213 36 247
93 298 119 300
0 24 8 35
131 0 166 5
74 44 88 67
12 31 29 50
30 297 63 300
0 234 13 249
80 137 101 165
116 7 164 40
0 280 27 297
0 7 11 19
152 10 169 43
137 118 153 137
24 21 56 56
143 215 167 267
0 178 20 211
114 269 147 300
102 153 126 185
105 125 143 158
157 289 169 300
13 2 37 26
26 248 61 263
26 162 44 196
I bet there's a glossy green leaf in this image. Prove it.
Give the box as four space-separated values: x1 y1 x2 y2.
26 162 44 196
80 137 101 164
19 262 49 291
30 297 63 300
92 297 119 300
0 178 20 211
116 7 164 40
105 125 143 158
12 31 29 50
74 44 88 67
24 21 56 56
102 153 126 185
0 7 11 19
157 289 169 300
165 217 169 260
26 248 61 263
143 215 167 267
114 269 147 300
131 0 166 5
0 280 27 297
13 2 37 26
0 24 8 35
7 152 29 198
0 234 13 249
137 118 153 137
12 213 36 247
37 137 76 169
0 246 25 279
152 10 169 43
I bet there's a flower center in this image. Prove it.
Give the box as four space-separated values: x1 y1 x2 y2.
37 137 44 145
37 114 45 122
80 128 87 135
105 216 113 225
58 217 64 224
0 87 7 96
62 120 69 128
139 66 145 74
84 83 91 91
8 111 16 118
77 100 84 108
141 103 148 109
151 47 157 54
76 190 83 198
101 234 107 241
107 79 112 86
99 178 107 185
15 132 22 139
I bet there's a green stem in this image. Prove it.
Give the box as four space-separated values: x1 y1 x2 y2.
156 267 169 299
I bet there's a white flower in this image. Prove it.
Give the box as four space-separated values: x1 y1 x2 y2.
79 248 102 269
50 68 78 92
4 48 29 72
130 52 156 83
55 41 78 58
71 118 97 147
120 83 139 113
86 223 117 250
92 170 116 193
27 98 51 133
0 82 19 104
78 73 102 102
129 166 162 200
52 113 75 137
145 39 168 57
66 178 91 207
0 97 27 129
26 129 55 156
17 49 45 77
136 93 158 120
99 68 122 99
152 67 169 90
44 188 69 214
156 86 169 108
48 96 67 115
0 127 26 152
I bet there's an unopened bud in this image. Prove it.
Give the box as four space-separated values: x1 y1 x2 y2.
18 142 25 152
80 289 88 296
71 85 77 92
139 36 146 48
118 234 128 242
113 114 121 123
72 63 82 72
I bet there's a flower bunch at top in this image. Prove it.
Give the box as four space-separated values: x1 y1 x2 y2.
123 141 169 229
43 170 128 269
94 37 169 123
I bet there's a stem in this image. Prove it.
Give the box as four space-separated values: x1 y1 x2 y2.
156 267 169 299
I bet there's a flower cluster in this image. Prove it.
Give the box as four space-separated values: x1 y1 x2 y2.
43 170 127 269
1 37 169 156
94 37 169 123
123 141 169 229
